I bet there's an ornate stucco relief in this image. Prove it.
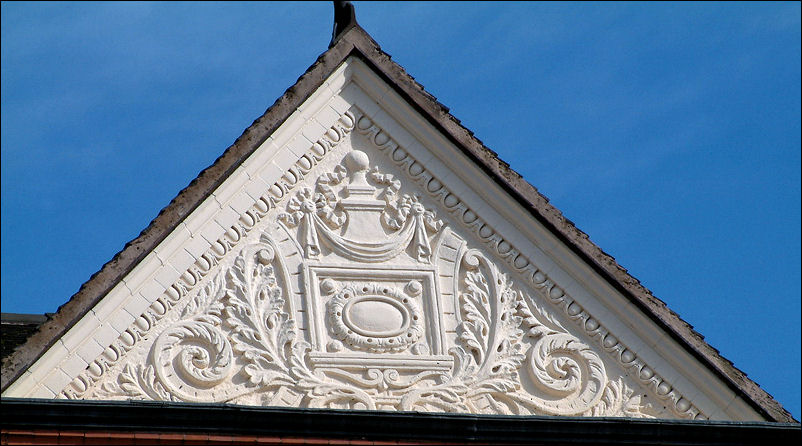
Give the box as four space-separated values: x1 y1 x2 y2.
58 103 705 419
350 109 705 419
58 107 358 401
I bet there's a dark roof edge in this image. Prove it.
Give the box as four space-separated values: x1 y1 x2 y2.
2 398 799 445
0 313 49 325
1 23 794 423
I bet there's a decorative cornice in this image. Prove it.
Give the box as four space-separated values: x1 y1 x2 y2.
351 108 706 420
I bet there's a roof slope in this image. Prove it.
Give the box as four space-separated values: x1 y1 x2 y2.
0 21 794 423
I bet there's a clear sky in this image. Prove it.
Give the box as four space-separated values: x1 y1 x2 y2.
2 2 799 419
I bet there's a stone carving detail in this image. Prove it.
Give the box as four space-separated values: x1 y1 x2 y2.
395 249 624 416
62 109 356 401
67 106 701 420
279 150 442 263
352 109 705 420
326 281 424 353
94 230 659 416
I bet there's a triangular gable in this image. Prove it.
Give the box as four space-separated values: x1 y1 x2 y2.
1 23 793 423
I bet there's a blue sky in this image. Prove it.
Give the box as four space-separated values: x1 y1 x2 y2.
2 2 799 418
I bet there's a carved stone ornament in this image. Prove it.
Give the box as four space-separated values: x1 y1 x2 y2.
278 150 442 263
325 280 425 353
63 107 703 419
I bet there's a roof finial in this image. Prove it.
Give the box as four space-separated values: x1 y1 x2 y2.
330 0 357 48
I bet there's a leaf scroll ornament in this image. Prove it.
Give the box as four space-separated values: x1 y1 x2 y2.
95 229 654 416
223 244 297 388
151 320 234 402
215 242 365 406
401 249 526 412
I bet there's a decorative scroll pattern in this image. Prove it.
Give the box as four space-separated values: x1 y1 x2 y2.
351 107 705 420
92 232 660 417
62 104 702 420
396 249 630 416
98 241 373 406
61 110 356 400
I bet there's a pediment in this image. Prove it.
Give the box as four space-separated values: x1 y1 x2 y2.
1 33 783 422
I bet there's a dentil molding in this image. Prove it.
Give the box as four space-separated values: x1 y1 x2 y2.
56 105 705 419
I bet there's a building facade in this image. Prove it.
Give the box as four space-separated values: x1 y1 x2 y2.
2 3 798 444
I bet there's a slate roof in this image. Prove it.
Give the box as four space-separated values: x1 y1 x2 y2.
0 8 795 423
0 314 48 361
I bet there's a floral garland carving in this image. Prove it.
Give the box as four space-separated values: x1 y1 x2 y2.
279 150 443 263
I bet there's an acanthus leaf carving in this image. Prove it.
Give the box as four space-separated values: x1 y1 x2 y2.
97 363 172 402
224 245 296 387
93 228 663 417
461 250 526 390
76 106 697 419
395 249 612 416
